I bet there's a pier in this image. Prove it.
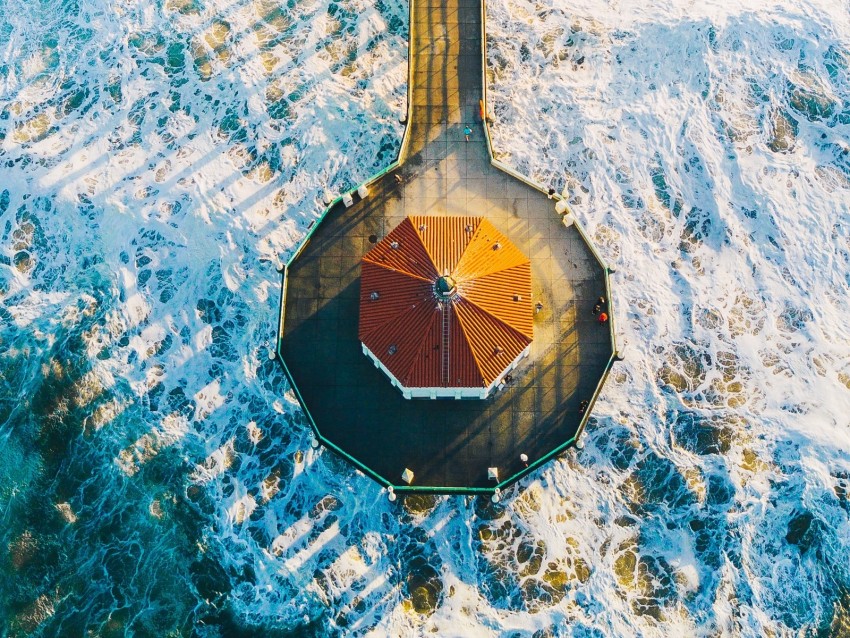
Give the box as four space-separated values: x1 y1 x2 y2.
277 0 616 492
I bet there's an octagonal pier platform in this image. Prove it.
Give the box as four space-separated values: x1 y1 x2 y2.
276 0 617 493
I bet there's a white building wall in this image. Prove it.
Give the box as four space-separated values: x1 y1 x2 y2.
362 343 530 400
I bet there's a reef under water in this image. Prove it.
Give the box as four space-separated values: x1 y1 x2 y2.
1 0 849 635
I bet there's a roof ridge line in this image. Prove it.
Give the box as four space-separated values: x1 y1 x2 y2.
361 301 437 382
360 258 434 283
456 294 533 347
452 219 529 281
447 219 483 284
456 264 534 338
404 216 441 278
451 299 491 386
360 294 428 343
398 303 444 386
456 260 531 287
410 215 477 277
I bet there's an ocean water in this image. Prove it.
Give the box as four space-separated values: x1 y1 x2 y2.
1 0 848 635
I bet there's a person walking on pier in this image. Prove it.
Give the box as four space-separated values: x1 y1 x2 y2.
464 125 472 142
593 296 606 315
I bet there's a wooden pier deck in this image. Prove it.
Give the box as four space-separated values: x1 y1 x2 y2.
278 0 614 490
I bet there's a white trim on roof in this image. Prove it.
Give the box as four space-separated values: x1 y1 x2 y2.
362 343 530 400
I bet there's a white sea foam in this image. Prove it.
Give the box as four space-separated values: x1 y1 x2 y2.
2 0 849 635
481 0 850 635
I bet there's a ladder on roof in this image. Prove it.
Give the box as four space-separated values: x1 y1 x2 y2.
441 306 451 385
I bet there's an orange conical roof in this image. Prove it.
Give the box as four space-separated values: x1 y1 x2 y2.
359 216 533 390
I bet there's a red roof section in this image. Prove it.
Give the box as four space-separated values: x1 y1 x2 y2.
359 217 533 389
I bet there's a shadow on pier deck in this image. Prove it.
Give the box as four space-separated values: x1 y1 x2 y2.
277 0 615 492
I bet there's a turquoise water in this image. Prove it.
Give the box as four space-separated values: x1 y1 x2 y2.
0 0 410 634
2 0 850 635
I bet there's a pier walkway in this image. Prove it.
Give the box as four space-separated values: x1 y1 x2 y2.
278 0 615 491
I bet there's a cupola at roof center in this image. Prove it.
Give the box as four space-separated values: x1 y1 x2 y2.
435 275 457 299
358 216 533 400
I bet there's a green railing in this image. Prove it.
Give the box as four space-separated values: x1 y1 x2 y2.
495 351 617 490
478 0 617 352
283 6 415 271
479 3 555 198
274 343 392 487
571 218 619 356
273 0 620 496
278 0 416 338
473 0 620 492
